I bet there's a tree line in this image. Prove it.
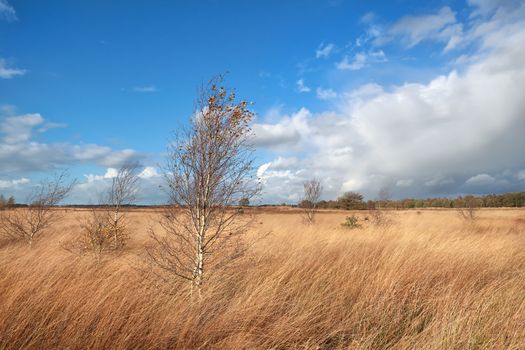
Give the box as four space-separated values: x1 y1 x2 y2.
298 190 525 210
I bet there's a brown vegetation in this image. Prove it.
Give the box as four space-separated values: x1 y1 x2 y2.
1 208 525 349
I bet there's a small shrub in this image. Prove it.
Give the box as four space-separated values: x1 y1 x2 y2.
369 209 394 228
62 209 117 261
341 215 362 229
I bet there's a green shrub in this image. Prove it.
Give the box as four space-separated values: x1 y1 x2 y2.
341 215 362 229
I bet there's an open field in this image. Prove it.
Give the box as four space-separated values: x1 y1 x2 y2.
1 208 525 349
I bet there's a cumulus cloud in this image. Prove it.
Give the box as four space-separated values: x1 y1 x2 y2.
0 58 26 79
1 114 44 144
252 108 311 150
139 166 160 179
0 177 29 189
72 166 164 205
255 5 525 202
465 174 496 186
0 112 140 174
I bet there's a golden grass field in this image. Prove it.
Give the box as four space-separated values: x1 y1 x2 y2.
1 208 525 349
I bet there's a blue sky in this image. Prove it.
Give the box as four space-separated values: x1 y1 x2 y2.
1 0 525 204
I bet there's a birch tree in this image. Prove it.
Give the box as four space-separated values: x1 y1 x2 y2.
0 172 74 246
148 75 258 292
62 164 139 259
106 162 140 249
301 179 322 224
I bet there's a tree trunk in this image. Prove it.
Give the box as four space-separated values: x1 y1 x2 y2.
113 208 119 249
194 214 205 292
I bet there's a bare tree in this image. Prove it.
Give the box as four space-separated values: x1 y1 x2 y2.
238 197 250 207
62 163 140 258
377 187 391 209
0 172 75 246
369 186 394 227
106 162 140 249
301 179 322 224
147 75 259 292
457 196 479 221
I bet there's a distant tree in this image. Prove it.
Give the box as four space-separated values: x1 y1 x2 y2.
7 196 15 207
457 195 480 221
370 187 394 227
106 162 140 249
62 163 140 259
239 197 250 207
377 187 391 209
0 172 75 246
337 191 365 210
301 179 322 224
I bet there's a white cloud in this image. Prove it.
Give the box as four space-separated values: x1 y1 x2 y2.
0 177 29 189
316 87 337 100
0 0 16 21
345 83 384 99
0 58 26 79
316 43 335 59
385 7 460 48
254 8 525 202
465 173 496 186
252 108 311 150
133 85 158 92
99 149 138 167
73 166 164 204
371 6 466 52
139 166 159 179
296 79 311 93
0 113 140 174
1 114 44 144
518 170 525 181
336 53 366 70
336 50 386 71
104 168 118 178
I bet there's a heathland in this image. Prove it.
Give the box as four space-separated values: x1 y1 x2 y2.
1 208 524 349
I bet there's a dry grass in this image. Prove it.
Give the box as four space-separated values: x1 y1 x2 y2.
1 208 525 349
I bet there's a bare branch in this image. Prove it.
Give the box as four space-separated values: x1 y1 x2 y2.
300 179 322 224
0 171 75 246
